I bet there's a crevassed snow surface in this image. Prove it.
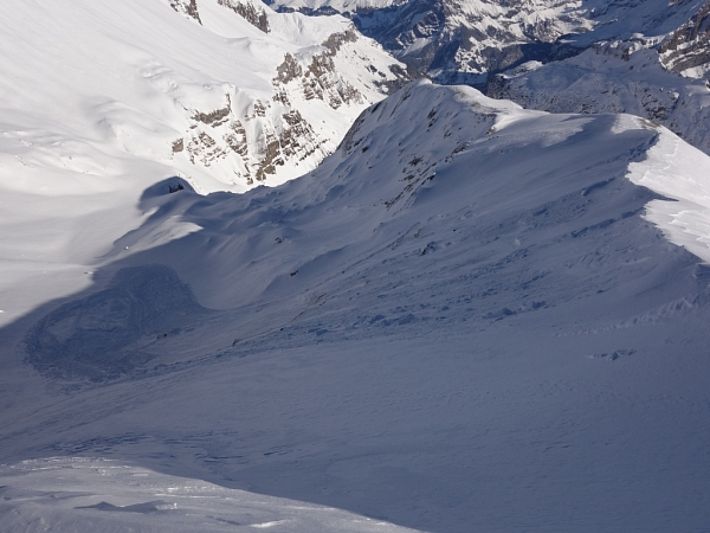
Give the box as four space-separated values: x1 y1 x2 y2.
3 82 710 532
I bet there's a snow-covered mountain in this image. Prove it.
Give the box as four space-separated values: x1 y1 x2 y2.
0 0 405 325
487 0 710 154
273 0 591 78
3 0 710 530
272 0 710 154
3 81 710 532
659 0 710 79
488 38 710 154
0 0 404 194
272 0 708 81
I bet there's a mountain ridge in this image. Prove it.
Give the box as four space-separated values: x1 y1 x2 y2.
3 81 710 532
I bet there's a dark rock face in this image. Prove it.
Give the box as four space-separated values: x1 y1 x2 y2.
660 0 710 78
218 0 271 32
161 1 406 187
170 0 202 24
192 95 232 126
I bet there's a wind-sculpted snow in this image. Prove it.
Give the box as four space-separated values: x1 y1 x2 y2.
4 82 710 532
627 127 710 262
0 458 417 532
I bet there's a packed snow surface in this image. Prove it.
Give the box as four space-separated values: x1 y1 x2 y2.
2 82 710 533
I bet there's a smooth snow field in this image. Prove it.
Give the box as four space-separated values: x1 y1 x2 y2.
2 77 710 533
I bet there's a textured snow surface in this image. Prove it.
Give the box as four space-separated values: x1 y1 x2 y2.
3 82 710 532
0 458 416 532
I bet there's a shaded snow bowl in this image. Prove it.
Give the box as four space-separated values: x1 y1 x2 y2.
25 265 205 381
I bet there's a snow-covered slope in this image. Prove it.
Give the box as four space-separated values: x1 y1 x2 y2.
0 458 415 532
0 0 405 325
3 82 710 532
0 0 404 193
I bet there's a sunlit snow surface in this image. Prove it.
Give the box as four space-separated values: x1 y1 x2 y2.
2 82 710 533
0 0 401 325
0 458 417 532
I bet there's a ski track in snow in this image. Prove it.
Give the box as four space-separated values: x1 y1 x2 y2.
2 79 710 532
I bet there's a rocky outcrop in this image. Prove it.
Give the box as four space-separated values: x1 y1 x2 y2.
172 26 394 184
274 30 367 109
160 0 406 189
660 0 710 79
170 0 202 24
192 95 232 126
217 0 270 32
274 53 303 84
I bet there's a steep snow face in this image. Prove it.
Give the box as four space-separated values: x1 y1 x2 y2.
659 0 710 79
0 0 404 193
3 83 710 532
0 0 403 324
